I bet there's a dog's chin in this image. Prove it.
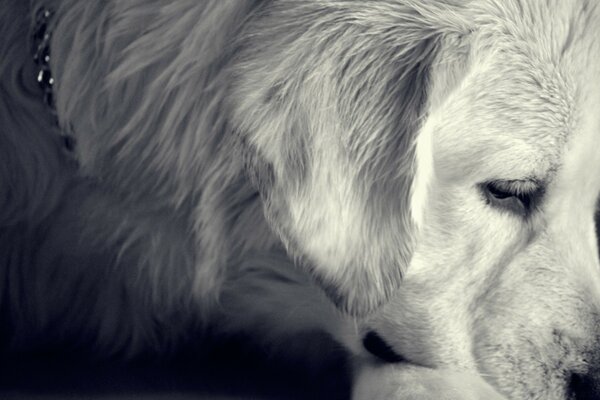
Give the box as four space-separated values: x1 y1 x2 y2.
352 362 505 400
349 327 504 398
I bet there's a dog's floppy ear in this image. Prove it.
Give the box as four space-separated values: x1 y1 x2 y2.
229 2 460 315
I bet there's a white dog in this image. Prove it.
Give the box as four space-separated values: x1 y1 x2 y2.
1 0 600 399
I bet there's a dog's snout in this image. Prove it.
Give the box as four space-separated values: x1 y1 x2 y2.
569 371 600 400
361 331 404 363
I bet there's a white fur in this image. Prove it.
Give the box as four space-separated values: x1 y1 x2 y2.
2 0 600 399
347 2 600 399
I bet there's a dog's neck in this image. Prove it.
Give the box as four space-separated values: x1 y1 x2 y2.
32 6 76 155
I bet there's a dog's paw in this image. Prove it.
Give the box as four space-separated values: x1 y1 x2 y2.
353 363 507 400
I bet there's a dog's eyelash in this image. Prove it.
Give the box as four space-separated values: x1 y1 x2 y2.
487 181 530 203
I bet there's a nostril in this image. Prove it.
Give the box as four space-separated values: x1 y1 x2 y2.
569 372 600 400
362 331 404 363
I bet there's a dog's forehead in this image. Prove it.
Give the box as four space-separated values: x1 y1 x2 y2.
428 0 600 184
429 63 572 184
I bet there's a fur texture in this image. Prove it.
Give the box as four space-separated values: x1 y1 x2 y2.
2 0 600 399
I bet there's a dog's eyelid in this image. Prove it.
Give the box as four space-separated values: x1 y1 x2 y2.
489 178 542 195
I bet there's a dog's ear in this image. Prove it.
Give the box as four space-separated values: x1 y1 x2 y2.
229 2 460 315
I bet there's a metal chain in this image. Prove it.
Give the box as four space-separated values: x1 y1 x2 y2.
32 7 76 154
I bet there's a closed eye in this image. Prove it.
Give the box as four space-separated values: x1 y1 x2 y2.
481 179 543 217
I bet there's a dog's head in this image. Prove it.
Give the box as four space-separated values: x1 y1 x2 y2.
231 0 600 398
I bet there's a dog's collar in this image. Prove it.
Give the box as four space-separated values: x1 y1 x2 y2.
32 6 76 154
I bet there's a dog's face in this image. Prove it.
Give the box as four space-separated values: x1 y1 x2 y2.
364 63 600 395
355 2 600 398
231 0 600 398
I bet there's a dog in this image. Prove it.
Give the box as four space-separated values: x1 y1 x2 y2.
2 0 600 398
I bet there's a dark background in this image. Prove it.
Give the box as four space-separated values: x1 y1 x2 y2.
0 333 351 400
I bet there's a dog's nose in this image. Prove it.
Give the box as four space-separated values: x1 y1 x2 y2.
569 371 600 400
361 331 404 363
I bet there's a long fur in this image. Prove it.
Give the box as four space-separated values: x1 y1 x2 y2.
1 0 459 350
3 1 600 399
40 0 470 316
1 0 364 357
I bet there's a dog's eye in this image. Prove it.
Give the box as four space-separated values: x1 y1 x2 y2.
362 331 404 363
481 180 539 216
